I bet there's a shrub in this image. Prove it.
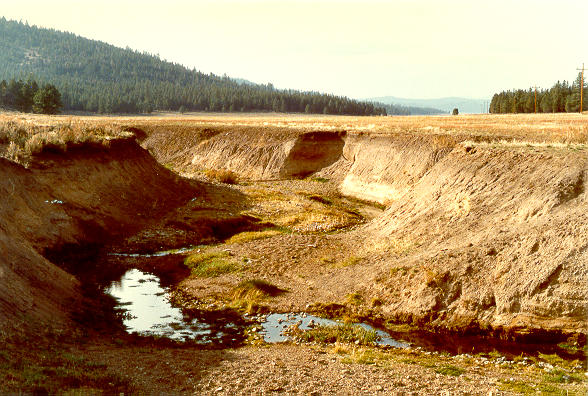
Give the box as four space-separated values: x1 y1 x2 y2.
205 168 238 184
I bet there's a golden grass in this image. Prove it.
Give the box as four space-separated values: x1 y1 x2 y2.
230 279 285 313
225 230 282 244
0 115 132 164
2 112 586 166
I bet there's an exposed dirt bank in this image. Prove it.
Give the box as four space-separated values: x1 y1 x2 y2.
133 120 587 340
0 137 221 334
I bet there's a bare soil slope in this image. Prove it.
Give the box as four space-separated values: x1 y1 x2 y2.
131 114 587 339
0 138 198 333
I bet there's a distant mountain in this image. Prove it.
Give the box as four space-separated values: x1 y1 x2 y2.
368 96 489 114
0 18 385 116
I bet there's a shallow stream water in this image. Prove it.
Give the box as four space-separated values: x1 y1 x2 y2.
104 268 584 360
105 268 408 347
105 269 242 344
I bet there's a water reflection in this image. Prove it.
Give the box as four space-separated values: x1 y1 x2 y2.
105 269 244 343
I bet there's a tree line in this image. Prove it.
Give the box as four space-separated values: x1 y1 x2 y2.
0 18 387 116
0 77 62 114
490 73 586 113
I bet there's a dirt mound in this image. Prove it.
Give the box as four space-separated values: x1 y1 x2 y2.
338 133 457 203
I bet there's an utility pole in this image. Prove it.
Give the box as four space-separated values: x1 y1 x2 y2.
534 86 537 113
577 63 584 113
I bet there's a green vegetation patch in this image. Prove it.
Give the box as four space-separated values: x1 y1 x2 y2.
0 347 132 394
307 176 330 183
332 256 361 269
434 365 466 377
230 279 285 314
340 348 394 365
498 379 569 394
543 369 583 384
226 229 282 244
291 323 379 346
184 251 239 277
306 194 333 205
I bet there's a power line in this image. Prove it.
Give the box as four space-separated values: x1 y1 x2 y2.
577 63 584 113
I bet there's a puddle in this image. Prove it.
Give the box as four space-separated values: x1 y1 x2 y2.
108 246 198 258
103 269 584 360
105 269 245 344
258 312 409 348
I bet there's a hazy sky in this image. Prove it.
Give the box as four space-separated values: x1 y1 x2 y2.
2 0 587 100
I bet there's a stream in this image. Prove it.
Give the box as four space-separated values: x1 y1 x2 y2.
104 268 408 347
103 267 584 361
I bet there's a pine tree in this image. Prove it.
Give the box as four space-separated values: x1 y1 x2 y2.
33 83 62 114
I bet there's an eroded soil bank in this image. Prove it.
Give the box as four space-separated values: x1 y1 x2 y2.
0 113 586 393
136 121 588 341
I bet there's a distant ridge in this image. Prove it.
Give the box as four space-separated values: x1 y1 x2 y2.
369 96 488 114
0 18 385 116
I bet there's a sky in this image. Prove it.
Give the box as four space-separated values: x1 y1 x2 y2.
2 0 587 100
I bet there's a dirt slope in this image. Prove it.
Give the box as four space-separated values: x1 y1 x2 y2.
366 143 587 337
139 123 587 338
0 139 198 333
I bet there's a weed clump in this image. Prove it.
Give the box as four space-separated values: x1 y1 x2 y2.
290 323 379 346
205 168 238 184
184 251 239 277
230 279 285 313
226 230 281 244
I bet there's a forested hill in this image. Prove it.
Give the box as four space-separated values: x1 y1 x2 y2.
0 18 386 115
489 74 586 113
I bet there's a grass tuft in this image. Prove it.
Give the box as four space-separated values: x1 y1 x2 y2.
290 323 379 346
231 279 285 300
434 365 465 377
345 291 364 306
184 251 239 277
226 230 281 244
230 279 285 313
205 168 238 184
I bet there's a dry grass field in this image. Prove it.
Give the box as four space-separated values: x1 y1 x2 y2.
2 111 587 142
